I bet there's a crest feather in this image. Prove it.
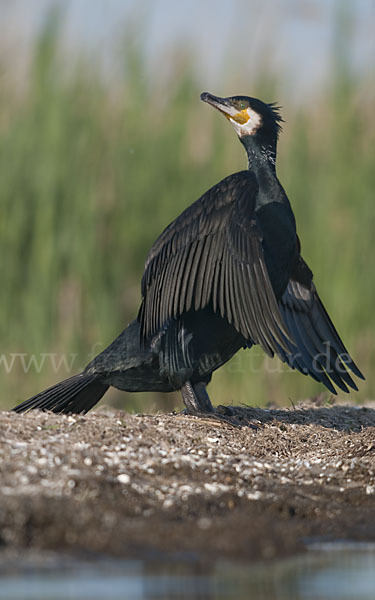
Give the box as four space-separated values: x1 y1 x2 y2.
268 102 284 131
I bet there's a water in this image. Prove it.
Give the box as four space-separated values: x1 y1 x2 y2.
1 543 375 600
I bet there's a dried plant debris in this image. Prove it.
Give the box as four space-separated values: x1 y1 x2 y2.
1 400 375 563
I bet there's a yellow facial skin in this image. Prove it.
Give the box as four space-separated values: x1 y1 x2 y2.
218 107 250 125
211 101 262 137
230 109 250 125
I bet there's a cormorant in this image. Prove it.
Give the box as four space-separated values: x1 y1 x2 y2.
12 92 364 415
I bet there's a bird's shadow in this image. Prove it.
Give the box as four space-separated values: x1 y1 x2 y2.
216 403 375 432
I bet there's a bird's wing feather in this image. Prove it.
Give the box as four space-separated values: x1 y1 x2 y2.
275 255 364 393
139 171 291 356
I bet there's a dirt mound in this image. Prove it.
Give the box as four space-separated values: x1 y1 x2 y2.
1 400 375 563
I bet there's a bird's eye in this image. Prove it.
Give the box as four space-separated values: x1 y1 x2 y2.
239 102 247 110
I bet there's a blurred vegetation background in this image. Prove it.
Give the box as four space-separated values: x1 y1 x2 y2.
0 8 374 411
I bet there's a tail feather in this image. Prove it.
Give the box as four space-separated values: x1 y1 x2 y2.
12 373 109 415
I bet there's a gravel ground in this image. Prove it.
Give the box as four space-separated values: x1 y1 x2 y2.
1 400 375 564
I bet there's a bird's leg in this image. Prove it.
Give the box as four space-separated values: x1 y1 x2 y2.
194 382 214 412
180 382 249 429
180 381 214 414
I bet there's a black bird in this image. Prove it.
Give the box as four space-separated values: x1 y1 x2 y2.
12 93 364 415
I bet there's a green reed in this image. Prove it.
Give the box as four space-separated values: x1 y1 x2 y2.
0 19 373 410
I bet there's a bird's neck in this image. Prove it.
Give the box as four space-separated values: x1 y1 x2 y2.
241 135 277 174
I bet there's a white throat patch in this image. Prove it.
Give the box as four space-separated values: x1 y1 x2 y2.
229 107 262 137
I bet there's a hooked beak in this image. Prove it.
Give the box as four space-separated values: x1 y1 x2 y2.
200 92 250 126
200 92 238 120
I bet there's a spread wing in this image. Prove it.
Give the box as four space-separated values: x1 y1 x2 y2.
138 171 292 356
275 255 365 393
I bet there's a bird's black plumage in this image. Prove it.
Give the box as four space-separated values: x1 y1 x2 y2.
12 92 364 415
138 170 295 357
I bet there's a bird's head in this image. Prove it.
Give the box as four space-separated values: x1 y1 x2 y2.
200 92 283 157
